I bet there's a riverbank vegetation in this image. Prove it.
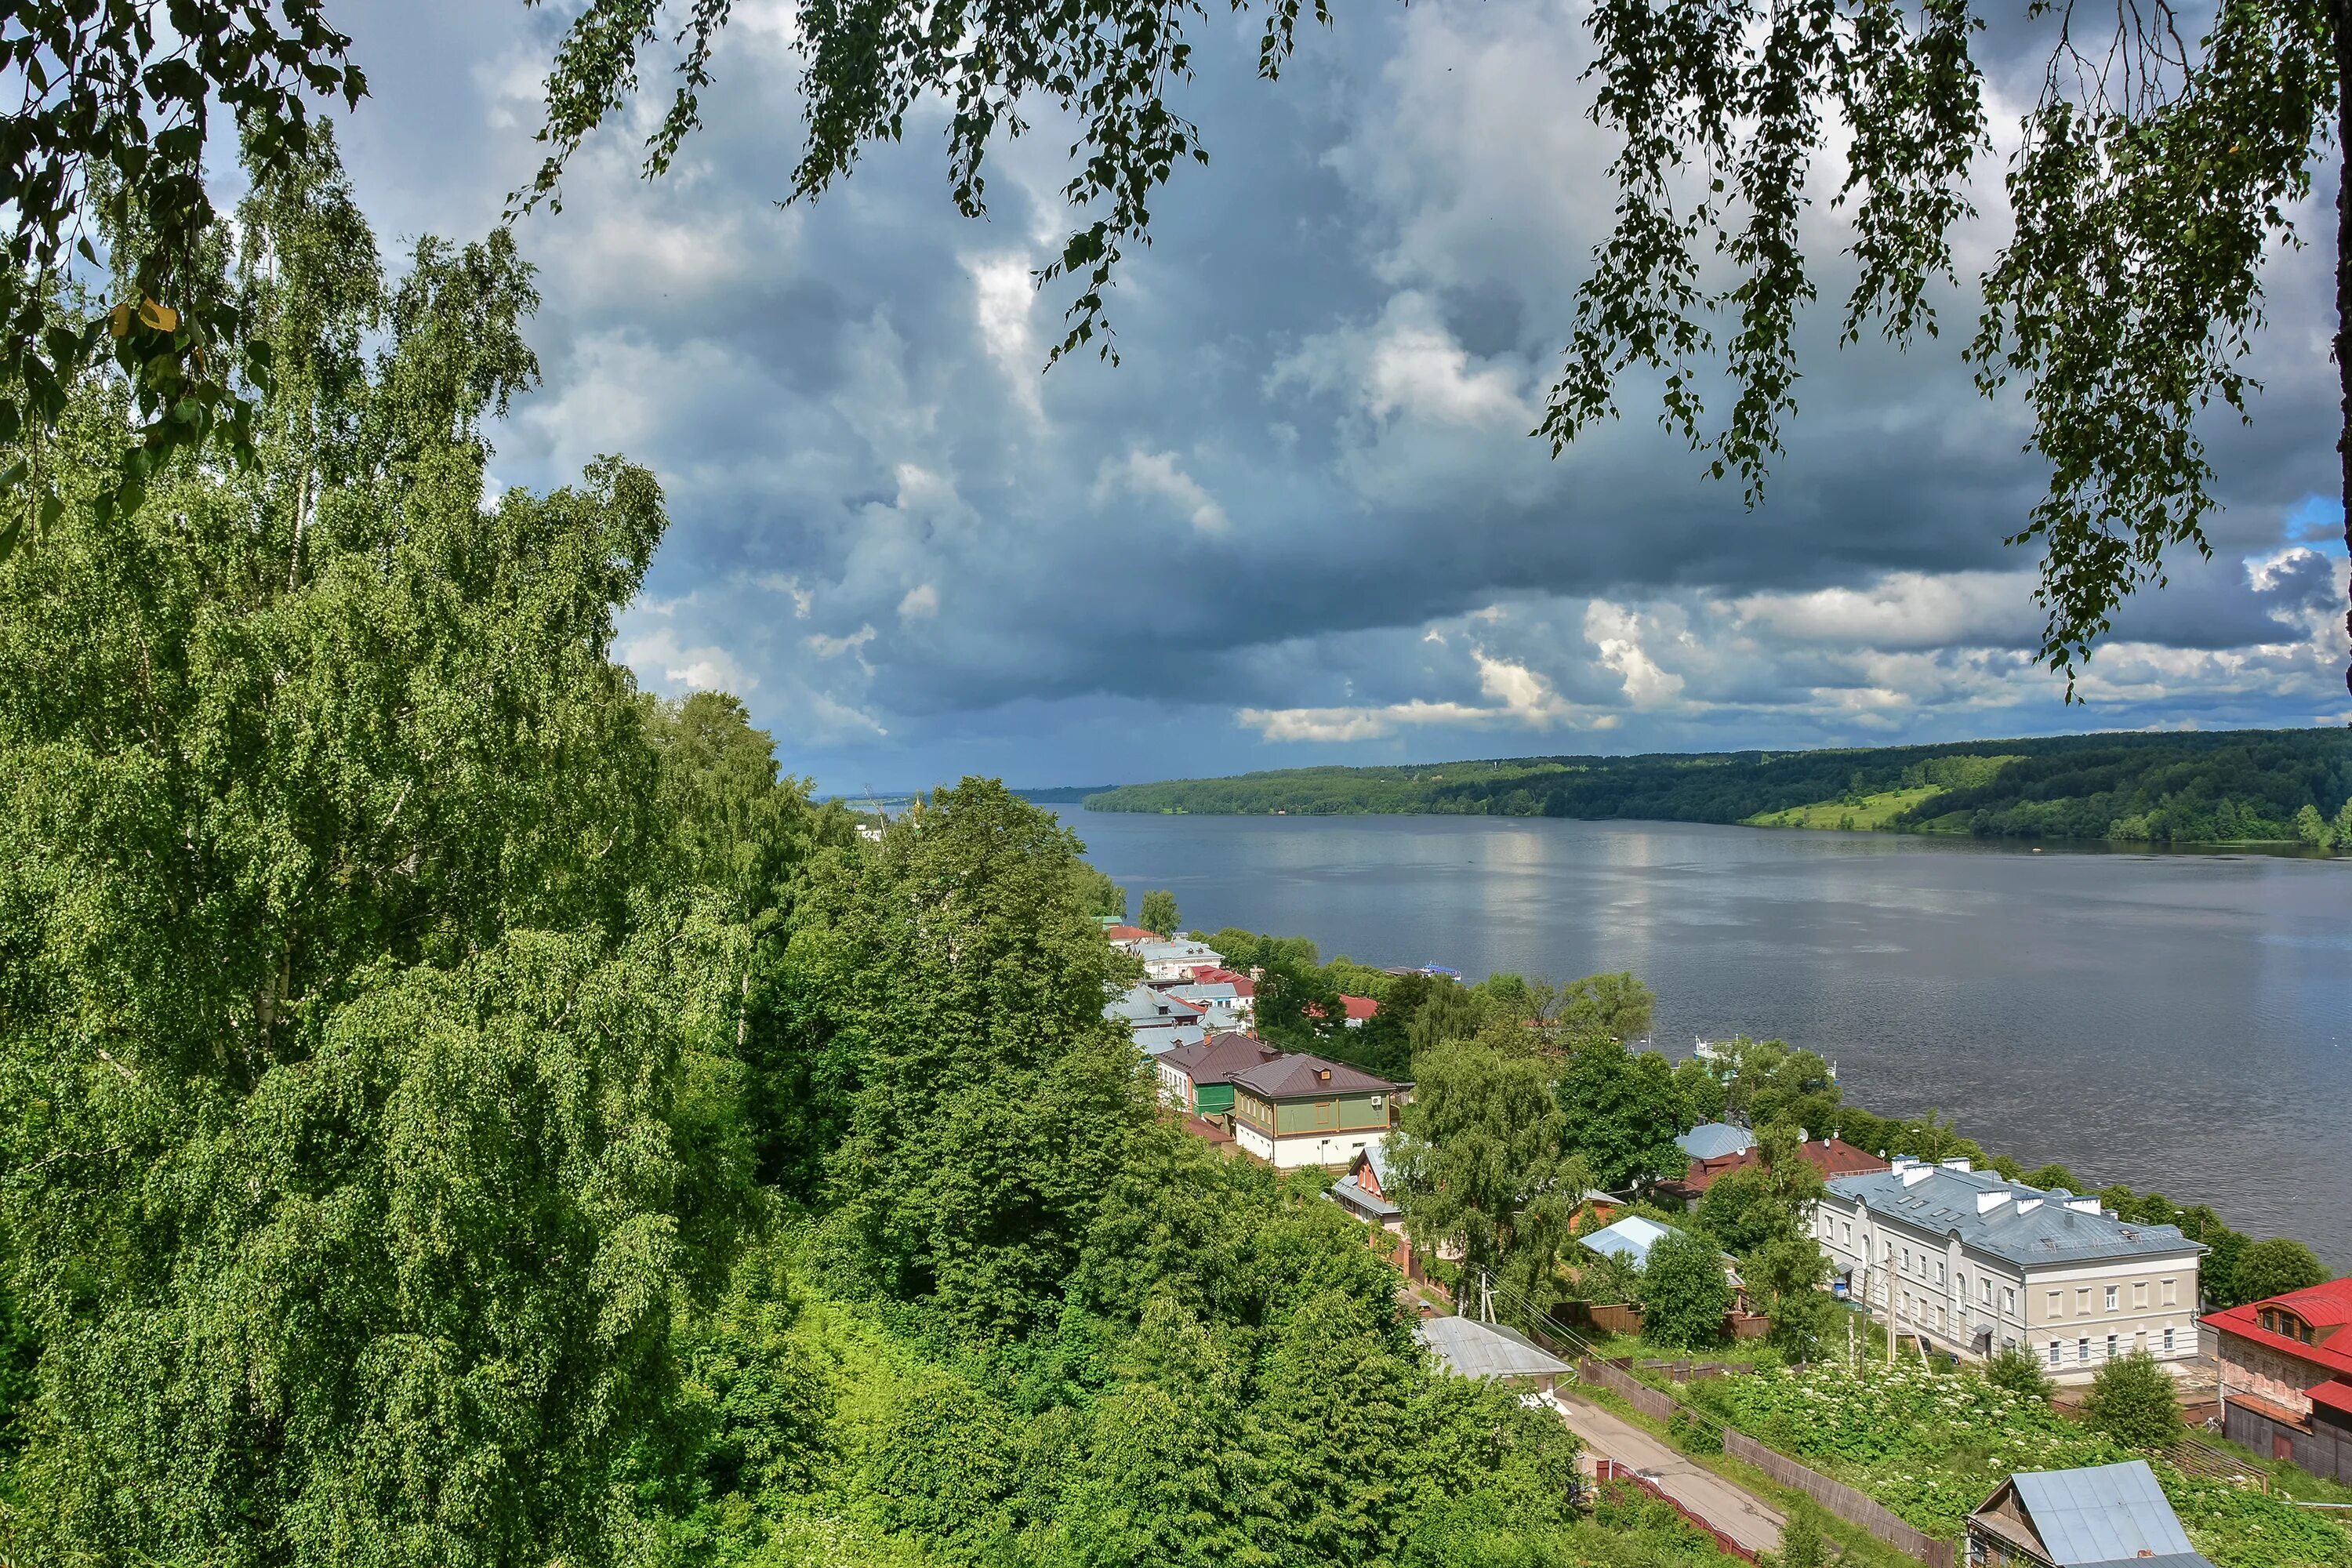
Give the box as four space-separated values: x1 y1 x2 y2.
1085 731 2352 845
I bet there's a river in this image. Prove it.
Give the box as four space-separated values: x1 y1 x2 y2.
1064 808 2352 1267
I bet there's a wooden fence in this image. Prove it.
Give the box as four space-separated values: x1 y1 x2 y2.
1574 1359 1955 1568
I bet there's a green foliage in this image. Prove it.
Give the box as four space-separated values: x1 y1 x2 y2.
2082 1350 2187 1450
1138 888 1180 937
0 2 368 528
2232 1238 2331 1305
801 779 1149 1334
1069 862 1128 920
1085 732 2352 844
1985 1345 2056 1403
1770 1498 1828 1568
1640 1231 1734 1350
1393 1035 1592 1317
1668 1405 1724 1454
1722 1359 2352 1567
1557 1038 1693 1191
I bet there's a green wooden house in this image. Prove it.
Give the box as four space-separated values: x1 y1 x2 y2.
1228 1054 1400 1171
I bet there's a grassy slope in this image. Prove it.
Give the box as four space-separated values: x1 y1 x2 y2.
1744 786 1948 832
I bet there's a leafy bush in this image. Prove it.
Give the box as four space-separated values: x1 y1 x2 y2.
1985 1345 2055 1403
2082 1350 2185 1450
1668 1406 1723 1454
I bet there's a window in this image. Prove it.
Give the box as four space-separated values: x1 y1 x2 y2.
2161 1278 2177 1307
2164 1327 2176 1353
1843 1222 1853 1245
1980 1278 1993 1306
2106 1286 2119 1312
2048 1341 2063 1367
1937 1261 1947 1285
2078 1337 2090 1363
2004 1287 2016 1316
2106 1334 2118 1360
2261 1310 2276 1333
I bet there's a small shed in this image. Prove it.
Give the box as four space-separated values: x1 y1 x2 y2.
1416 1316 1570 1387
1965 1461 2213 1568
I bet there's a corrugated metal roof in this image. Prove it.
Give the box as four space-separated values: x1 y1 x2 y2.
2009 1462 2195 1565
1416 1316 1570 1381
1676 1123 1755 1160
1582 1214 1678 1266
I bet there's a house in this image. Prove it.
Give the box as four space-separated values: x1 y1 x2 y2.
1104 982 1209 1056
1812 1160 2203 1376
1132 938 1224 981
1104 924 1156 949
1156 1031 1287 1118
1660 1134 1888 1201
1228 1053 1402 1169
1581 1215 1745 1296
1163 979 1249 1033
1185 965 1257 1018
1675 1122 1755 1162
2200 1274 2352 1483
1965 1461 2213 1568
1330 1138 1403 1229
1417 1316 1570 1388
1301 993 1380 1029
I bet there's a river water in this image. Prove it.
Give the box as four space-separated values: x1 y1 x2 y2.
1065 808 2352 1267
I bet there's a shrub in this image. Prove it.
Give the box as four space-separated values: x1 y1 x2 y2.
1640 1231 1733 1350
1986 1346 2055 1403
1668 1405 1722 1454
2082 1350 2184 1450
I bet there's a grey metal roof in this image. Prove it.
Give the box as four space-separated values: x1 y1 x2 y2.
1826 1164 2203 1269
1363 1134 1395 1189
1330 1174 1402 1220
1676 1123 1755 1160
1416 1316 1570 1381
2077 1556 2212 1568
2006 1462 2195 1565
1582 1215 1679 1268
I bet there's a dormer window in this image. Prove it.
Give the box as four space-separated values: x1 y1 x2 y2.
1316 1068 1331 1083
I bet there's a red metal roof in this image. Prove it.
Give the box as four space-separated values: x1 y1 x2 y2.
2203 1276 2352 1379
1189 965 1255 996
1342 994 1378 1021
1105 924 1153 943
2309 1381 2352 1419
1229 1052 1399 1098
1670 1136 1889 1195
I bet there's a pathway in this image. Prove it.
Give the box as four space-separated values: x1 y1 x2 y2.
1544 1387 1787 1556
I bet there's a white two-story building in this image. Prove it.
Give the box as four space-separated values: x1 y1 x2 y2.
1813 1159 2202 1381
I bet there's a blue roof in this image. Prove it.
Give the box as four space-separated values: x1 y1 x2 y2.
1330 1174 1402 1221
2005 1462 2196 1566
1581 1215 1679 1268
1676 1123 1755 1160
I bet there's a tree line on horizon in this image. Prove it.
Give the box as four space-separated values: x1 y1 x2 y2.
1083 731 2352 845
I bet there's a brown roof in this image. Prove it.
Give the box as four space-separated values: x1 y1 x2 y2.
1160 1031 1284 1086
1669 1135 1889 1196
1229 1052 1399 1099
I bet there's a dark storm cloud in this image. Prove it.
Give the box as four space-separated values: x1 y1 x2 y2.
325 0 2348 787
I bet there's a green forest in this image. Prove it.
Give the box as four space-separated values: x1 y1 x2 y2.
1083 731 2352 845
0 131 1771 1568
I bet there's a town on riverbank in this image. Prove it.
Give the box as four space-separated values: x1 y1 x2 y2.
1100 908 2352 1568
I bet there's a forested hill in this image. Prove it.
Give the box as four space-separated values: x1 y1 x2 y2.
1083 729 2352 844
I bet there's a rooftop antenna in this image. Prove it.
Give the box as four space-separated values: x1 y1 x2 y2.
862 782 888 822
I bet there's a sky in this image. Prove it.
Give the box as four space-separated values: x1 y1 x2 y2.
323 0 2352 794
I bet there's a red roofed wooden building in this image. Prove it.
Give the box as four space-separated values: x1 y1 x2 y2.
2202 1275 2352 1483
1657 1134 1889 1201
